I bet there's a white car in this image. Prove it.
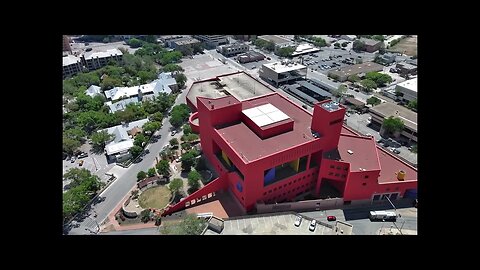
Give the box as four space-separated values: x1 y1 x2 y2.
294 215 302 227
309 219 317 232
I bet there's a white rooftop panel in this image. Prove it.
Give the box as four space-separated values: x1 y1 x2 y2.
266 110 290 122
242 107 264 118
257 103 277 114
251 114 274 127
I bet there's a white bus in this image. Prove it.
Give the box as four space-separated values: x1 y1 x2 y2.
369 211 397 221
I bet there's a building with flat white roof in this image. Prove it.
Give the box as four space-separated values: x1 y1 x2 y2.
259 61 307 86
291 44 320 56
82 48 123 70
395 78 417 102
63 55 82 79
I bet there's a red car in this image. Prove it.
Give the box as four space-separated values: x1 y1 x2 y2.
327 216 336 221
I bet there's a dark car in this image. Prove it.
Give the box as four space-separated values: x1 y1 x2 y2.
327 216 336 222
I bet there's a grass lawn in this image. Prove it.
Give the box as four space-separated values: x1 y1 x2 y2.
389 36 417 56
138 186 172 209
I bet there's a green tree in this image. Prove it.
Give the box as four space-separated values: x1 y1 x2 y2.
382 116 405 134
334 42 340 48
353 40 366 51
365 72 393 87
195 157 207 171
186 133 199 142
156 159 171 177
160 214 206 235
188 170 201 192
276 46 295 57
182 123 192 135
100 76 123 90
91 130 114 149
332 85 347 103
366 96 381 106
162 64 184 73
140 209 151 223
128 38 143 48
142 121 161 135
372 35 385 41
147 167 157 177
347 74 360 82
169 104 191 128
169 178 184 196
181 152 196 172
341 42 348 47
149 112 164 122
134 133 147 147
129 145 143 158
137 171 147 181
408 99 417 111
138 70 156 84
361 79 377 91
181 142 192 151
174 73 187 88
63 136 81 155
170 138 179 148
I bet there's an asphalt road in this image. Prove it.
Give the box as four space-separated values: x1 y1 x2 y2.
66 86 189 235
300 203 417 235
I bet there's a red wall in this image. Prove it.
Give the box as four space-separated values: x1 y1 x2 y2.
189 112 200 134
311 101 346 151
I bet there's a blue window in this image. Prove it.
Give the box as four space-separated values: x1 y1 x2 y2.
236 182 243 192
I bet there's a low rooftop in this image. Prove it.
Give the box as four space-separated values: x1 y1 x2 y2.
328 134 381 172
262 61 307 74
187 72 273 108
216 93 315 163
360 38 382 46
396 78 417 92
377 147 417 184
84 48 123 60
258 35 292 45
329 62 383 77
369 102 417 131
63 55 81 66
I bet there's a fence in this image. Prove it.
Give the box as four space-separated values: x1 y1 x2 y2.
256 197 344 214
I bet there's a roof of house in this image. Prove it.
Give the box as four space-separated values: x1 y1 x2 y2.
344 97 365 107
332 134 381 172
376 146 417 183
103 118 149 155
106 97 139 113
85 85 102 97
104 74 173 101
105 140 134 156
63 55 81 66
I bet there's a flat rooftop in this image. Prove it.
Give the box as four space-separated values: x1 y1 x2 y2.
291 43 321 56
187 72 273 108
262 62 307 74
377 146 417 184
332 134 381 172
63 55 81 66
360 38 382 46
369 102 417 131
84 48 123 60
396 78 417 92
258 35 292 45
217 93 315 163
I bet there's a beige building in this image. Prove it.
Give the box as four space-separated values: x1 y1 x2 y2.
328 62 383 82
259 61 307 86
369 102 417 143
63 55 82 79
82 49 123 71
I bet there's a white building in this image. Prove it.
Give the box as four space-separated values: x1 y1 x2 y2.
63 55 83 79
82 49 123 70
259 61 307 86
395 78 417 102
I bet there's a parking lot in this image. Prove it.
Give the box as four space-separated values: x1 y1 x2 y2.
220 213 333 235
63 143 115 191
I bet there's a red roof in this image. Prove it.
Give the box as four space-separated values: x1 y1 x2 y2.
377 147 417 183
216 93 315 163
337 134 380 172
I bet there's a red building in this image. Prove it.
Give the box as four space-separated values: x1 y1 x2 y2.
162 72 417 216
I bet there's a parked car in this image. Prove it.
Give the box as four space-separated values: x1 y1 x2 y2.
77 152 88 159
171 130 176 136
294 215 302 227
70 156 76 163
327 216 336 222
78 160 84 166
309 219 317 231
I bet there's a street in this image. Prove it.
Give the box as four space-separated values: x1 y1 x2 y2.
65 83 190 235
100 227 159 235
300 202 417 235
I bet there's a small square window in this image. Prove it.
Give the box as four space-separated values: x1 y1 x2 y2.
335 173 339 177
364 175 369 179
330 165 334 169
362 182 366 186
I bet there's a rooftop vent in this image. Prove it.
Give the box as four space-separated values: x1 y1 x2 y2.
347 150 353 155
